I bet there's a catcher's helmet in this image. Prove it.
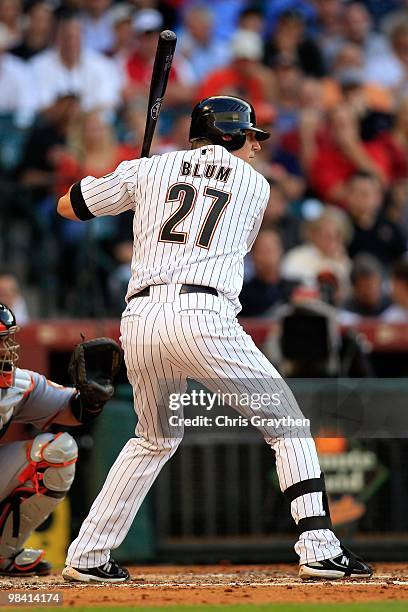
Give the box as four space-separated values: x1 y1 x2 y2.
189 95 270 151
0 303 19 388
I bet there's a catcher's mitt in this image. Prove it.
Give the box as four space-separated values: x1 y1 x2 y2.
69 337 123 423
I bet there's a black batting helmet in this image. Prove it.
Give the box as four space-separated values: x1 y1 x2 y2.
189 96 270 151
0 303 19 388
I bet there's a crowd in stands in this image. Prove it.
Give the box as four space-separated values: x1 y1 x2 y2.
1 0 408 323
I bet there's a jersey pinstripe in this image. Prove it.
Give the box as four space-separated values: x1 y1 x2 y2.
78 145 269 312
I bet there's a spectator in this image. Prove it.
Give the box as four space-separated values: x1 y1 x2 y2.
239 228 286 317
261 180 302 251
18 93 81 202
55 109 136 197
389 21 408 98
80 0 115 53
346 172 408 266
382 259 408 322
0 0 22 47
30 9 122 114
10 0 54 61
237 5 265 35
199 0 247 43
291 76 326 172
281 207 352 298
54 110 136 312
381 0 408 35
307 103 391 205
271 54 304 136
198 29 275 109
254 116 306 201
177 5 230 82
376 96 408 179
321 43 394 112
105 3 134 72
312 0 345 68
386 177 408 237
342 253 391 317
0 272 29 325
263 1 316 34
0 23 36 125
108 238 132 315
342 2 393 66
264 9 326 77
154 111 191 153
365 20 408 90
125 8 195 108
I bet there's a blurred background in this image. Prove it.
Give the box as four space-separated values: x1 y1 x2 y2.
2 0 408 566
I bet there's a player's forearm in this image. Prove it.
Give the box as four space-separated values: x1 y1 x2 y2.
57 185 81 221
51 402 82 426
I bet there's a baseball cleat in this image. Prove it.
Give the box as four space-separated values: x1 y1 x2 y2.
299 547 373 580
62 558 129 583
0 548 51 576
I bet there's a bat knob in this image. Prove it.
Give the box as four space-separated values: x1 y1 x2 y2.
160 30 177 41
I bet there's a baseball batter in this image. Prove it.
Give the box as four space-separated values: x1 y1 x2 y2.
0 303 122 576
58 96 372 582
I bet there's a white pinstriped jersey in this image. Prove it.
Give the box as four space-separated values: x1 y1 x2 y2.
77 145 270 312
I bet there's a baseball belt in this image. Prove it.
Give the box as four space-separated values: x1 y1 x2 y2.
129 284 218 299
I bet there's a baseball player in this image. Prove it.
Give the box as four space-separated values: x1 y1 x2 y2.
58 96 372 582
0 303 122 576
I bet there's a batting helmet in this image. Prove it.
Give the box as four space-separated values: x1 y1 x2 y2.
0 303 19 388
189 96 270 152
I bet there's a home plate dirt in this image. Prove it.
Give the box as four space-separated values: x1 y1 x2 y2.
1 564 408 607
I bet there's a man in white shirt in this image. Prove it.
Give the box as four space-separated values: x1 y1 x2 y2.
0 24 36 125
30 9 122 113
80 0 115 54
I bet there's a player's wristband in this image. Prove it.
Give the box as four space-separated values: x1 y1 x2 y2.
70 181 95 221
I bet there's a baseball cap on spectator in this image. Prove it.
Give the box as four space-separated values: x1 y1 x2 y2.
0 23 13 50
133 8 163 34
230 29 263 61
110 3 134 27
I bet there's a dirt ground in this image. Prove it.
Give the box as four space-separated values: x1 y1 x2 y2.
1 564 408 607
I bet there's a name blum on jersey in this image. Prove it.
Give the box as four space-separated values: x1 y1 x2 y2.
180 161 232 182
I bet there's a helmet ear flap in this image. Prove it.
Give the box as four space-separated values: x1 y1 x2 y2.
220 131 247 151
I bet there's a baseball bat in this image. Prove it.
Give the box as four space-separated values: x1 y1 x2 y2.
141 30 177 158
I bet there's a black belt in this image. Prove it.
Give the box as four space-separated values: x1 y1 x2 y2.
130 284 218 299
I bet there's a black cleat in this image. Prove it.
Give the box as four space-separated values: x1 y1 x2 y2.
0 549 51 576
62 557 130 583
299 546 373 580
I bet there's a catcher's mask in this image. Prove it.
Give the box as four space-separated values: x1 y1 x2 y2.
0 303 19 388
189 95 270 151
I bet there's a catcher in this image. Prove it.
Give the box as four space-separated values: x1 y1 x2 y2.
0 303 122 576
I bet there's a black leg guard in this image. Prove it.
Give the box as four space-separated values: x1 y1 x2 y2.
284 472 332 535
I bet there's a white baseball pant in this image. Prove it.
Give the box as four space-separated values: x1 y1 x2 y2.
66 285 341 568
